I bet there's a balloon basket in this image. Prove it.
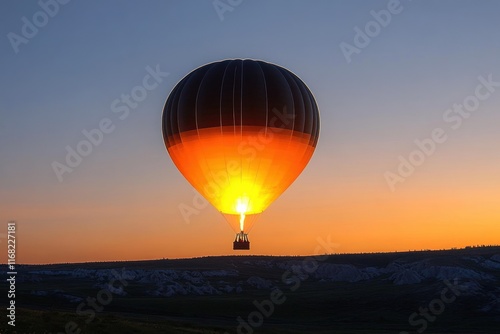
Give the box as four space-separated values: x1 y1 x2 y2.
233 231 250 250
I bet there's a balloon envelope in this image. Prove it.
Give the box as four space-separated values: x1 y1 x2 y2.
163 59 320 232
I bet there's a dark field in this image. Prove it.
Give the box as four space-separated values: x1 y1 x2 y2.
2 247 499 334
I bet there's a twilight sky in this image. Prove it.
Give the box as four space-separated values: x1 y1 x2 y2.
1 0 499 264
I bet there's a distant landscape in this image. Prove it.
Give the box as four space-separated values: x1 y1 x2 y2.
2 246 500 334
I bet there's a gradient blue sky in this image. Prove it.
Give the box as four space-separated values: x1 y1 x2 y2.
1 0 500 263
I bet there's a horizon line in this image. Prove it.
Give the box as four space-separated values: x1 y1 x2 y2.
5 244 500 266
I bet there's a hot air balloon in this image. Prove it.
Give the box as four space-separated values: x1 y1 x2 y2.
162 59 320 250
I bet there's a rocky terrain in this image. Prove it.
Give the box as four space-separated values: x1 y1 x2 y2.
3 246 500 333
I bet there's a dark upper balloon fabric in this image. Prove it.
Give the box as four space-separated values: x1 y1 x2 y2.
163 59 320 148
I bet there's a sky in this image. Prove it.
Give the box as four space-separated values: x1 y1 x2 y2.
1 0 500 264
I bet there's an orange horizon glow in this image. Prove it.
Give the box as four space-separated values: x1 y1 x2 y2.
4 148 500 265
4 143 500 265
5 179 500 265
